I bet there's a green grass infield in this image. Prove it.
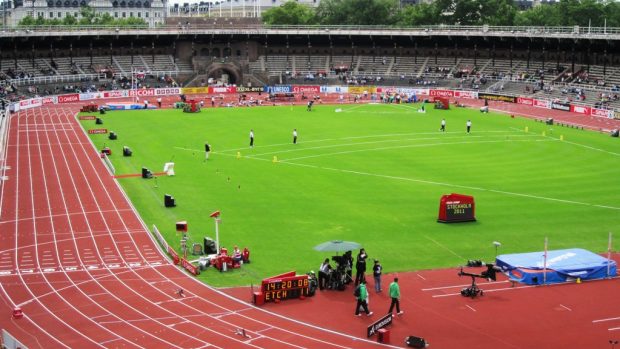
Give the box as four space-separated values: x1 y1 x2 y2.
80 102 620 287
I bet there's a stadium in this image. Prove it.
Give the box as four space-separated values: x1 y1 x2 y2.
0 5 620 348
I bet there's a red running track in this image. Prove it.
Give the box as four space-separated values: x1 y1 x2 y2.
0 105 395 348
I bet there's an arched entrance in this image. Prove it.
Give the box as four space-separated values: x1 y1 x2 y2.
206 63 242 85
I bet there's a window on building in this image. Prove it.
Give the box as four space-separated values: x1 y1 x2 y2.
122 11 126 17
137 12 141 17
58 11 61 17
130 12 133 16
114 11 118 17
49 12 53 17
145 12 148 17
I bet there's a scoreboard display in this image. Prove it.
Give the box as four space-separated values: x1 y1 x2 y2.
438 193 476 223
256 271 314 304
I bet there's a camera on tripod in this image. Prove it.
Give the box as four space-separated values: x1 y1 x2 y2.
458 264 499 298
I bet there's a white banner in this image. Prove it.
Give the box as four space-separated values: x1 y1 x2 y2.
320 85 348 93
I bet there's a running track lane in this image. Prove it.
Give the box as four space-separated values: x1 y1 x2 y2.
0 106 394 349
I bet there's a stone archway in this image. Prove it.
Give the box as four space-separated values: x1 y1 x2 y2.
206 62 242 85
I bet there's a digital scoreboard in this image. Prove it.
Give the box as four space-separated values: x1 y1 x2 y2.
438 193 476 223
256 271 314 304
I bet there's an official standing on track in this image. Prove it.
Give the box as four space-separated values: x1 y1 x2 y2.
354 280 373 317
388 277 404 315
373 260 382 293
355 248 368 286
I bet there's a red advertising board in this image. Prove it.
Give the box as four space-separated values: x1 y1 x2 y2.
208 86 237 94
87 128 108 134
533 99 551 109
168 245 180 265
58 94 80 104
293 85 320 94
180 258 199 275
516 97 534 106
429 89 455 98
591 108 612 118
79 116 96 120
103 90 128 98
438 193 476 223
42 96 57 105
570 105 591 115
454 90 478 99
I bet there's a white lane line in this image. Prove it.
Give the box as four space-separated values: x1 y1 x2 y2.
422 280 509 291
559 304 572 311
593 316 620 323
465 305 477 312
416 274 426 280
432 285 535 298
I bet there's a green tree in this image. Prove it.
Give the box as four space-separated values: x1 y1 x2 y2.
514 3 556 26
395 2 439 26
62 14 78 26
315 0 399 25
262 1 316 25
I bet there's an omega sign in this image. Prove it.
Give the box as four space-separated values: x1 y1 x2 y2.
58 94 80 103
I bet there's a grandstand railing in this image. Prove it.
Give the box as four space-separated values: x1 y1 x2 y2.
5 25 620 40
0 73 107 87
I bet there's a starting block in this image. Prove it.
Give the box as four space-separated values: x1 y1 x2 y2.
12 307 23 319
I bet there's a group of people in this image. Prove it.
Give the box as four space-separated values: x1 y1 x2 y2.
202 128 299 161
317 248 404 317
440 118 472 133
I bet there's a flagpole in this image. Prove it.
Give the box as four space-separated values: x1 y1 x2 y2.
543 237 548 285
608 232 613 278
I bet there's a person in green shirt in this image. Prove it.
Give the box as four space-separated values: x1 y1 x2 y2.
354 280 373 317
388 277 404 315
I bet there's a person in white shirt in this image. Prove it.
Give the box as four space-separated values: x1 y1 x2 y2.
249 129 254 148
466 119 472 134
440 119 446 132
293 129 298 144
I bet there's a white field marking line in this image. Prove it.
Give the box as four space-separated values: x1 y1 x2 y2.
559 304 572 311
609 327 620 331
465 305 477 312
432 284 536 298
510 126 620 157
416 274 426 280
252 134 538 158
74 111 414 349
423 235 466 260
422 280 510 291
19 108 108 348
40 107 138 347
192 130 517 154
69 110 261 349
561 139 620 157
281 138 553 162
47 108 173 348
0 208 134 225
216 144 620 211
281 159 620 211
593 316 620 323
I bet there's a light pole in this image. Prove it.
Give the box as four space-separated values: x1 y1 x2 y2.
210 210 221 253
493 241 501 259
